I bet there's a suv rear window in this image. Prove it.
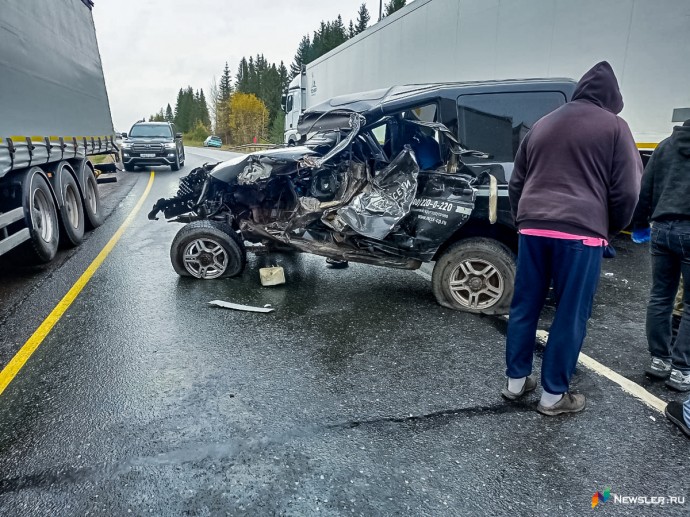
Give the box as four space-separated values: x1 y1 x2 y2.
129 124 172 138
457 91 566 162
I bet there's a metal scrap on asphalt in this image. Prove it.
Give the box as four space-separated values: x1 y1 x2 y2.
208 300 275 313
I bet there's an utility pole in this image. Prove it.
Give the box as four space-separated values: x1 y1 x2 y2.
379 0 383 21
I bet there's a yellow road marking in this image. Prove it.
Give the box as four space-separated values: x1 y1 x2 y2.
0 172 155 396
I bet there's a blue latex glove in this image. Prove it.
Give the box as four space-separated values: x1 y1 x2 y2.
631 227 651 244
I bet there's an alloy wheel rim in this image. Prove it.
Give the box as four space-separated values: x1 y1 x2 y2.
64 185 80 228
448 258 504 309
32 188 54 243
183 238 228 279
86 178 98 213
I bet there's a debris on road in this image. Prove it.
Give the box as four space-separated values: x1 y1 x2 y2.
259 266 286 286
208 300 275 313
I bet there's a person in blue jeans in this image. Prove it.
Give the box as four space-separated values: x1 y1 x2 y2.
503 62 642 415
632 118 690 437
632 119 690 391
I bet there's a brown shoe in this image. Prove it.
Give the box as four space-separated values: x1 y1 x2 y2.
537 393 586 416
501 375 537 401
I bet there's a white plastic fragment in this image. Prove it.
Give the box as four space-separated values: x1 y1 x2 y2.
208 300 275 313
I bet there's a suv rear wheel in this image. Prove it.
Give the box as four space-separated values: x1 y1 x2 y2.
432 237 515 315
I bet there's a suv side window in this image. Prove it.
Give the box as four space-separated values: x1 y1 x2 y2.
457 92 566 162
369 103 440 164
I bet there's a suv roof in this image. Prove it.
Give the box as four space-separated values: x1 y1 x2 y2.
307 78 578 115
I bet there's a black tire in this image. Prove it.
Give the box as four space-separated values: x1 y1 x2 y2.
83 165 104 230
56 164 85 248
287 140 296 147
171 153 180 171
16 168 60 264
170 220 246 279
432 237 516 315
124 162 135 172
179 150 185 166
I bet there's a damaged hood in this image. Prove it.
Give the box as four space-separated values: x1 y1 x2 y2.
210 146 318 184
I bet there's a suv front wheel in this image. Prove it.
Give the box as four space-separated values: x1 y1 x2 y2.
432 237 516 315
171 152 181 171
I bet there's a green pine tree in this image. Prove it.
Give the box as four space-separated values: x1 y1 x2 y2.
355 3 370 33
384 0 406 17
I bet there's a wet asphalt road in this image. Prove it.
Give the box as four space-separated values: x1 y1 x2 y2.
0 148 688 516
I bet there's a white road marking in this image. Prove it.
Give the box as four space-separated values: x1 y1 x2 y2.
414 269 432 281
534 329 667 413
414 278 666 413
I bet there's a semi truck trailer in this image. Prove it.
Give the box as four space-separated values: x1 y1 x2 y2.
0 0 117 263
283 0 690 149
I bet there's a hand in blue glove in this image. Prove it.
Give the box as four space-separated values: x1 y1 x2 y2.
631 227 651 244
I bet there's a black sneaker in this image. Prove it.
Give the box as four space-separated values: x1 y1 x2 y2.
646 357 672 379
537 393 586 416
501 375 537 401
665 369 690 392
665 402 690 438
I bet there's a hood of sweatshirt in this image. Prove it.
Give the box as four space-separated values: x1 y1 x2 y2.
671 120 690 157
571 61 624 114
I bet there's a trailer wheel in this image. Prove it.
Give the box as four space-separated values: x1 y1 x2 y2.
170 220 246 279
55 164 85 248
83 165 103 230
432 237 516 315
16 169 60 264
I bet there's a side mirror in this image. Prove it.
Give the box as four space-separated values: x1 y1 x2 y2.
281 94 287 112
121 132 128 138
175 132 183 139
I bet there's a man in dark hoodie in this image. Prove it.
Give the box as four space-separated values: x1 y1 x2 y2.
502 62 642 415
631 118 690 436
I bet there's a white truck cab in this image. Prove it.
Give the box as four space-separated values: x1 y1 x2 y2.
282 74 306 146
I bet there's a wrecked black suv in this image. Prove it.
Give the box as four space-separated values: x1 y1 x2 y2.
149 80 576 314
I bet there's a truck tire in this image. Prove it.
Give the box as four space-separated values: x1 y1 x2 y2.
17 168 60 264
170 220 246 279
432 237 516 315
83 165 103 230
56 163 85 247
124 162 135 172
171 153 180 171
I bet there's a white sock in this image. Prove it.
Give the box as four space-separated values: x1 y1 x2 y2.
540 392 563 408
507 377 526 394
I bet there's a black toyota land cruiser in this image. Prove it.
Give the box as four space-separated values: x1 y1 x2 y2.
149 79 577 315
121 122 186 172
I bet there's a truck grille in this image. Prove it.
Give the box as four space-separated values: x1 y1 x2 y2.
132 143 164 153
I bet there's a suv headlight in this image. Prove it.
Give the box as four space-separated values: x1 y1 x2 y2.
121 141 132 149
163 142 177 149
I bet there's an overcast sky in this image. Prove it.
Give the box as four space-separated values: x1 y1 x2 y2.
92 0 394 131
